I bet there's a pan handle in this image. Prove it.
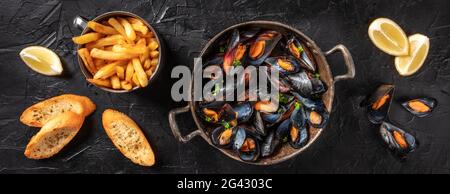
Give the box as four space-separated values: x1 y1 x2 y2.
325 44 355 83
168 105 203 143
73 15 89 30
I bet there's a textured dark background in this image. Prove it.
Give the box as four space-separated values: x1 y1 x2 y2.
0 0 449 174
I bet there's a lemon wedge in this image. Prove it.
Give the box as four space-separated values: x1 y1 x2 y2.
19 46 63 76
368 18 409 56
394 34 429 76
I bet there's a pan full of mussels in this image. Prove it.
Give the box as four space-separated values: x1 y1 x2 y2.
168 21 355 165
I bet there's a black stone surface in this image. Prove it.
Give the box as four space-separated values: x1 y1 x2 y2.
0 0 449 173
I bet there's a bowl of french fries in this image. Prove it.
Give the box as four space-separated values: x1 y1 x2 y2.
72 11 162 92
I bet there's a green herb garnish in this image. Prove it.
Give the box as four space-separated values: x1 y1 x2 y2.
295 101 302 110
313 73 320 78
278 93 289 104
205 117 212 122
297 46 304 53
212 83 221 96
219 47 226 53
222 120 231 129
233 59 241 67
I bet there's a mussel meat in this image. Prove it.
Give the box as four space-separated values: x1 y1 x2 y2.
248 31 282 66
379 122 417 155
401 97 436 117
286 36 316 72
366 84 394 124
236 135 260 162
211 126 236 148
265 56 301 75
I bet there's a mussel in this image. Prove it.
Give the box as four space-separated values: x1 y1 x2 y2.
211 126 236 148
305 104 329 128
223 30 248 74
261 131 281 157
366 84 394 124
265 56 301 75
401 97 436 117
232 102 254 123
379 122 417 156
248 31 282 66
286 71 326 97
289 103 309 148
235 134 260 162
286 36 317 72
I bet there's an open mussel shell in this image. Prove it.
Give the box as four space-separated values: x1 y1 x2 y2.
236 135 260 162
232 102 254 123
379 122 418 156
305 107 329 129
401 97 436 117
211 126 236 148
286 36 317 72
289 124 309 149
366 84 395 124
265 55 301 76
248 30 282 66
197 101 226 124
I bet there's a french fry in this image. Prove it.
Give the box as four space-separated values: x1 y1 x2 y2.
94 58 105 69
93 60 127 79
143 59 151 69
90 48 138 60
110 75 121 89
87 78 111 88
72 32 103 44
131 23 148 35
149 64 157 73
87 34 125 48
118 17 136 41
149 50 159 58
138 31 154 38
104 46 114 51
137 38 146 46
145 69 153 77
112 44 147 55
127 17 144 25
87 21 118 35
108 18 127 40
125 62 134 82
116 66 125 79
132 73 140 87
140 47 149 63
150 58 158 67
131 58 148 87
148 39 159 51
78 48 97 75
121 81 133 90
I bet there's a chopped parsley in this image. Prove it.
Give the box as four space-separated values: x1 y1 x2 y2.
297 46 304 53
233 59 241 67
278 93 289 104
219 46 226 53
295 101 302 110
221 120 231 129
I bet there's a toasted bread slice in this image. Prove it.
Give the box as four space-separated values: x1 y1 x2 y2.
24 112 85 159
102 109 155 166
20 94 96 127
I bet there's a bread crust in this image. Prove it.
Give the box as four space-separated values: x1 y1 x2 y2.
102 109 155 166
24 112 85 159
20 94 96 127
